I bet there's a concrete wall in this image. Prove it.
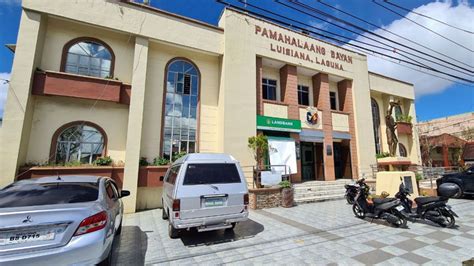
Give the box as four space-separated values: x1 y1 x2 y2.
26 96 129 163
140 42 220 160
40 17 135 83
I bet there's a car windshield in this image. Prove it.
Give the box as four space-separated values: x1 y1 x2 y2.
0 182 99 208
183 163 241 185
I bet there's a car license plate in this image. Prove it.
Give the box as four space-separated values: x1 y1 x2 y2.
0 230 55 246
204 197 224 207
395 205 404 211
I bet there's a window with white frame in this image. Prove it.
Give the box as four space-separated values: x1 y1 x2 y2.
55 124 105 164
162 59 199 161
65 40 112 78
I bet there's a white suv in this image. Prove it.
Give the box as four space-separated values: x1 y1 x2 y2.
160 153 249 238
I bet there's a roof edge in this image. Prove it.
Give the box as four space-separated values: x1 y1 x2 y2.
120 0 224 32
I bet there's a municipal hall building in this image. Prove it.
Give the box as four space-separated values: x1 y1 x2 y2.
0 0 422 212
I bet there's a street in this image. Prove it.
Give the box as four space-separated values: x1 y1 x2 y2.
111 199 474 265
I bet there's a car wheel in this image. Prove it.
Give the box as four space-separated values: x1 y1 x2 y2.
352 204 365 219
98 251 112 266
162 207 169 220
168 223 179 239
225 222 237 232
115 221 122 236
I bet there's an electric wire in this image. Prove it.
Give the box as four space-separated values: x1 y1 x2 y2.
384 0 474 34
372 0 474 52
316 0 473 69
219 0 473 85
273 0 473 82
241 0 471 77
218 0 473 84
287 0 474 74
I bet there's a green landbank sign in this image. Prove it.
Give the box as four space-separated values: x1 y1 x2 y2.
256 115 301 133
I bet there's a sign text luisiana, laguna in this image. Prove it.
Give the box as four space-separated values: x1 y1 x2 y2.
255 25 353 71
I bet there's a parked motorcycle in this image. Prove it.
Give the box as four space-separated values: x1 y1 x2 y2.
395 181 458 228
352 178 408 228
344 182 358 204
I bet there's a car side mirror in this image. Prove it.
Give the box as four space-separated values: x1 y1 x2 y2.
120 190 130 198
159 176 164 182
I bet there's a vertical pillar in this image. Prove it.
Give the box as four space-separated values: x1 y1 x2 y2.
0 10 45 188
122 36 149 213
279 65 299 120
442 145 449 167
338 79 359 179
256 57 263 115
313 73 335 181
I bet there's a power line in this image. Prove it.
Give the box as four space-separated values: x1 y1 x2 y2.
237 0 437 71
316 0 473 70
287 0 473 74
372 0 473 53
218 0 473 85
384 0 474 35
274 0 473 82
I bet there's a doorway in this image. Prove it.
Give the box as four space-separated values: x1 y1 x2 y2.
301 142 315 181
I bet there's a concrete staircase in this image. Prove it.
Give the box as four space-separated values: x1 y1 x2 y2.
293 179 354 204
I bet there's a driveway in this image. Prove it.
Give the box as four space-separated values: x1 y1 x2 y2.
111 199 474 265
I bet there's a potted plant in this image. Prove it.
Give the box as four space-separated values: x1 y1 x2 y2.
279 180 294 208
248 134 269 188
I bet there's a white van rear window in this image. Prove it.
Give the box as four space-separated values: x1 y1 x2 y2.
183 164 241 185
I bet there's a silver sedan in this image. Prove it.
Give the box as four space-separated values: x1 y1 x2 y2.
0 175 129 265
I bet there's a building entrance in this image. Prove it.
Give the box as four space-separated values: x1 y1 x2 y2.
301 142 315 181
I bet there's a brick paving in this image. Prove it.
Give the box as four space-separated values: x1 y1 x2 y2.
111 199 474 265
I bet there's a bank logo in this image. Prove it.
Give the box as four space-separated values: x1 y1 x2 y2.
306 107 319 125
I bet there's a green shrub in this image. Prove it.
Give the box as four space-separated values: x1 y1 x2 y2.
139 157 149 166
415 173 423 181
279 180 292 189
153 156 170 166
396 114 413 123
93 156 113 166
172 152 187 162
64 160 83 167
376 152 390 159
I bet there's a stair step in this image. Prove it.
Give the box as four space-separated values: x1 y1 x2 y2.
293 185 348 192
295 189 346 198
294 194 345 204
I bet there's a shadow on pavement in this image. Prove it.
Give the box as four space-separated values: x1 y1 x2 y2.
180 219 264 247
111 226 148 265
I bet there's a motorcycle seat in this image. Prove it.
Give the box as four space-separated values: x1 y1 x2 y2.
415 196 442 205
373 198 396 205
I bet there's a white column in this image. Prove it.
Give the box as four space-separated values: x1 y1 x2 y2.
0 10 45 188
122 36 149 213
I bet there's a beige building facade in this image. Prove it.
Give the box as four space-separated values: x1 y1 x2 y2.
0 0 421 212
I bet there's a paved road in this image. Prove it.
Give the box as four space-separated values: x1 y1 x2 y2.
112 199 474 265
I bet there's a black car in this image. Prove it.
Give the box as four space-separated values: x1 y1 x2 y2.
437 166 474 198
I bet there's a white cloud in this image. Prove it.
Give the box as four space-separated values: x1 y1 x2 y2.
0 72 10 118
345 1 474 97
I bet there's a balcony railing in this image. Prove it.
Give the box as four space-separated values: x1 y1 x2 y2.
32 71 131 105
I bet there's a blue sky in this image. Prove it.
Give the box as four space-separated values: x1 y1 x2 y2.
0 0 472 121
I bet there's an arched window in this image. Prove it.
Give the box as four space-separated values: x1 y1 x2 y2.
161 58 200 161
399 143 408 157
52 122 107 164
371 98 382 154
62 38 114 78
